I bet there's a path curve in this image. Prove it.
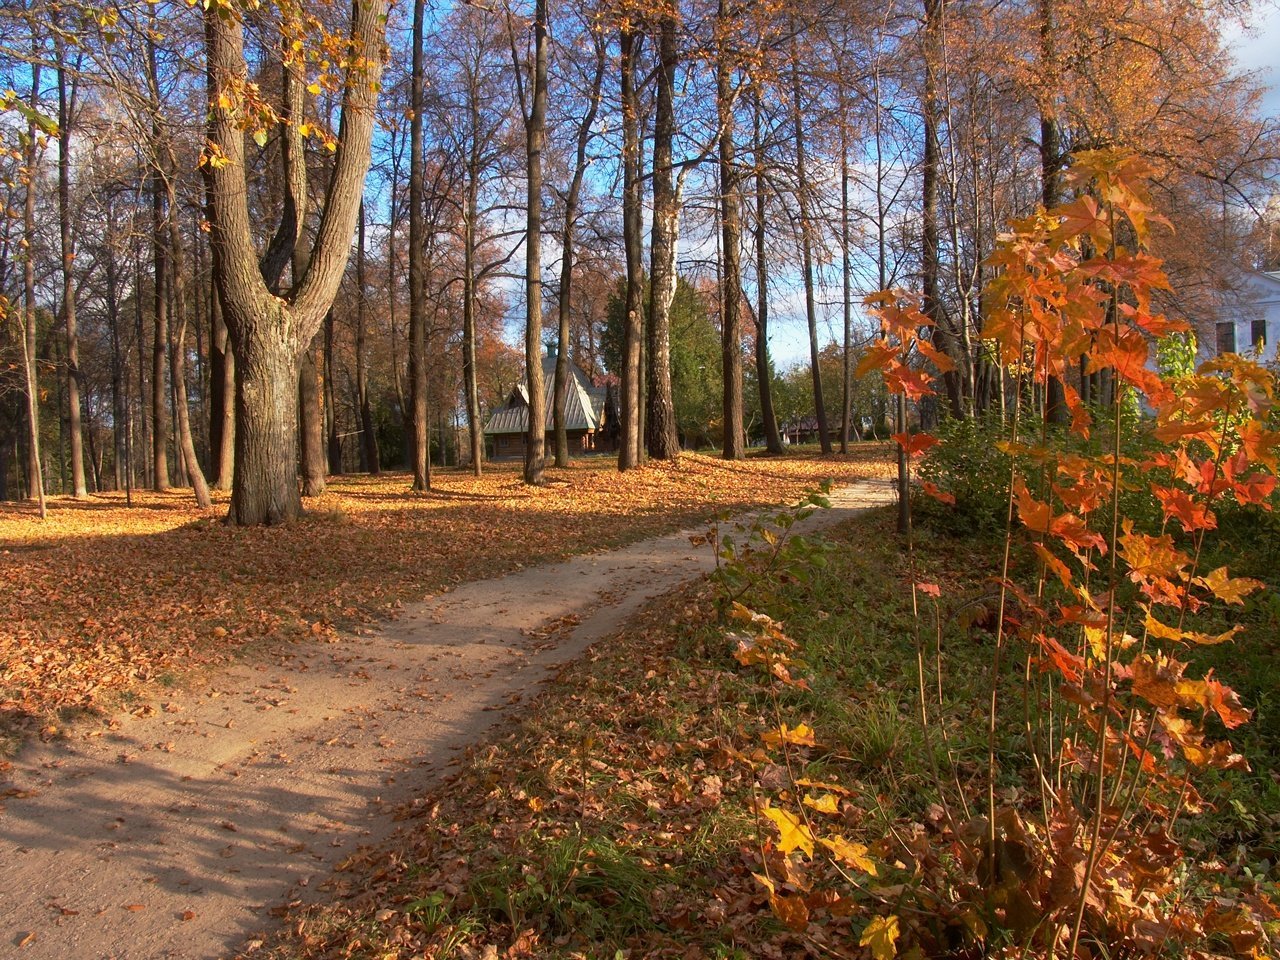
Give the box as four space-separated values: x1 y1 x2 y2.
0 481 891 959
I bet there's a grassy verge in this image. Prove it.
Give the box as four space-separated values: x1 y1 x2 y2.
250 494 1279 959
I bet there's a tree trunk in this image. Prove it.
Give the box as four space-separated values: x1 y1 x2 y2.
151 175 172 490
1040 0 1069 425
229 321 301 525
553 35 605 468
646 9 681 461
134 238 151 489
166 177 212 509
57 36 86 499
618 27 644 471
325 309 343 474
922 0 963 421
209 285 236 490
355 201 380 474
752 93 784 455
840 122 854 453
107 214 127 491
298 343 326 496
520 0 549 485
148 29 171 491
407 0 431 490
790 42 830 454
21 55 45 516
720 6 745 460
462 177 484 476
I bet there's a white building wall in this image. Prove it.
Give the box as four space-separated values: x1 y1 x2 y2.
1200 270 1280 365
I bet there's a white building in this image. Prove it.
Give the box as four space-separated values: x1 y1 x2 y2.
1208 269 1280 364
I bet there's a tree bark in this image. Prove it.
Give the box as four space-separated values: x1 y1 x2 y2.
209 284 236 490
646 8 682 461
462 174 484 476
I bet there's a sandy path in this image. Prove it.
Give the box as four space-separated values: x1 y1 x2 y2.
0 481 891 960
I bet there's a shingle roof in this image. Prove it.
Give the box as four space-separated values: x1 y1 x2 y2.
484 356 600 436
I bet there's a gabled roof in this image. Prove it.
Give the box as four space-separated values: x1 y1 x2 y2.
484 355 600 436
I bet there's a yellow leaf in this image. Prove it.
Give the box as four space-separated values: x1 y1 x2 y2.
771 892 810 931
860 915 901 960
306 82 321 96
1196 566 1264 606
802 793 839 814
763 805 814 857
819 835 877 875
762 723 816 748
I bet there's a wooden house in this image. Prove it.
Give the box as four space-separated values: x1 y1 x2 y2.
484 351 618 459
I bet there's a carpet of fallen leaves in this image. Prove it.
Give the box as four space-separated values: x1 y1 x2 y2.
251 572 794 960
0 449 891 740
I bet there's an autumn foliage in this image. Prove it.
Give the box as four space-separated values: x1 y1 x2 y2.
748 151 1280 957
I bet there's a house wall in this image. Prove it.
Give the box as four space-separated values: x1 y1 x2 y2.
488 431 595 460
1202 271 1280 365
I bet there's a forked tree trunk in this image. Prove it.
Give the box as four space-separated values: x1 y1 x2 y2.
204 0 385 525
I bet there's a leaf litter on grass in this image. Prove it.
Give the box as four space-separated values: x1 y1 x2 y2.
0 450 891 743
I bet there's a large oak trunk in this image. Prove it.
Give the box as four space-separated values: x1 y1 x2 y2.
231 326 301 525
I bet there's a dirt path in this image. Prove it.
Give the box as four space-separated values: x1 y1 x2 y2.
0 481 891 960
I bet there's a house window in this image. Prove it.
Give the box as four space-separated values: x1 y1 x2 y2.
1216 321 1236 355
1252 318 1267 349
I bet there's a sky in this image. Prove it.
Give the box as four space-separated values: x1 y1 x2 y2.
1222 6 1280 117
